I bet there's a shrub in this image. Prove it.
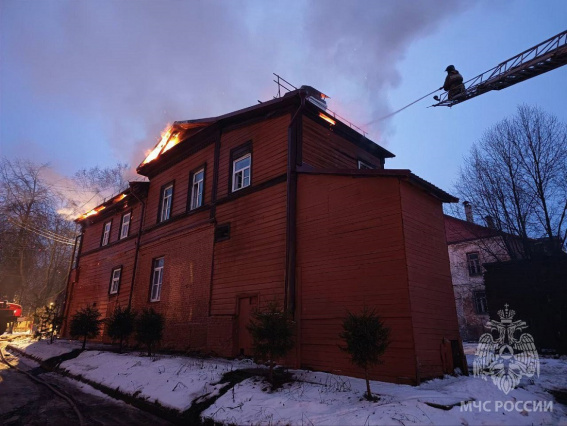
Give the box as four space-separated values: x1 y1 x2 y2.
246 301 295 385
106 305 136 353
70 304 103 350
34 304 63 343
340 307 390 401
135 308 164 357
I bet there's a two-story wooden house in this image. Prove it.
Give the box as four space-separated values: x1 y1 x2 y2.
62 86 464 384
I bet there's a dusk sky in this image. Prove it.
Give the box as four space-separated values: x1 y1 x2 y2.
1 0 566 212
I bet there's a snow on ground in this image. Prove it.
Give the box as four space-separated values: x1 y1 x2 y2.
60 350 257 411
8 337 82 360
7 338 567 425
203 367 565 425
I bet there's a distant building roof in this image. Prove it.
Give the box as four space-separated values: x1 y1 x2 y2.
444 214 499 244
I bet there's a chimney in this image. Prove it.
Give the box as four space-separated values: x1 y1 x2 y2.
484 215 495 229
300 85 328 110
463 201 474 223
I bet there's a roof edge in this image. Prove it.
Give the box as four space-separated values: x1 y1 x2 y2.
75 181 149 224
296 166 458 203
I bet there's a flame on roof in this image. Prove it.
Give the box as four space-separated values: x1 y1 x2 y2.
79 205 106 220
142 125 179 165
77 193 130 221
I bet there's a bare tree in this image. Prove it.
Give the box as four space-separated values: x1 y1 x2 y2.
64 163 131 217
457 105 567 258
74 163 130 195
0 159 75 311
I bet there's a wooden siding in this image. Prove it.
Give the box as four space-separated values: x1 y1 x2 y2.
302 116 384 170
400 181 461 380
64 201 144 339
296 174 417 384
211 182 287 316
216 114 290 200
131 224 215 351
144 144 215 227
65 238 138 339
80 202 143 254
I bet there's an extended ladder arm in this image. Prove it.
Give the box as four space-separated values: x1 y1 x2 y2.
432 30 567 107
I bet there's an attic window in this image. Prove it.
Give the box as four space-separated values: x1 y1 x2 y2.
358 160 376 170
215 223 231 242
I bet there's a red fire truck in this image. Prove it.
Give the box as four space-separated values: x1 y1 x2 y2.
0 301 22 334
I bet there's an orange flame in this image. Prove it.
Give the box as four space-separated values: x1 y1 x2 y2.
142 124 180 165
79 205 106 220
319 112 336 125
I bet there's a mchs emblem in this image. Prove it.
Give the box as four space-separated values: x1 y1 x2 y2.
473 304 539 394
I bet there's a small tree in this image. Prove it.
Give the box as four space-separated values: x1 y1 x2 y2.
340 308 390 401
35 304 64 343
70 304 102 350
106 305 136 353
246 301 295 385
135 308 164 357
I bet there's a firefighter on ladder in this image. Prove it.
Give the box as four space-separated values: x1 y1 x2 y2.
441 65 465 100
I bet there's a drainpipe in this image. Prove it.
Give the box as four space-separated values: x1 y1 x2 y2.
284 90 307 314
61 231 83 336
127 187 146 310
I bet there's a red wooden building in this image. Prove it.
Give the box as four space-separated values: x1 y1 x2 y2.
62 86 463 384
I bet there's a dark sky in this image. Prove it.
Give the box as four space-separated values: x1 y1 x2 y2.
1 0 566 214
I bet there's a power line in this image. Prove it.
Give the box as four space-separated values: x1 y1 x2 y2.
9 218 74 243
7 217 75 245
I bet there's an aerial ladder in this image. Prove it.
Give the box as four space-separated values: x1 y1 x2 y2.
432 30 567 107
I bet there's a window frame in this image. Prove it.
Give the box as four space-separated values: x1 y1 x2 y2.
119 211 132 240
229 141 252 194
109 266 122 295
466 252 482 276
188 165 206 211
357 159 376 170
232 154 252 192
157 182 174 223
101 220 112 246
473 290 488 314
150 257 165 302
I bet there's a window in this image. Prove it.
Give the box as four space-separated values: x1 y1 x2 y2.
190 169 204 210
215 223 231 242
466 252 482 276
473 290 488 314
101 221 112 246
109 267 122 294
150 257 164 302
358 160 376 170
232 154 251 192
159 183 173 222
120 212 131 239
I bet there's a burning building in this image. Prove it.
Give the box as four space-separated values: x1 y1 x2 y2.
62 86 464 384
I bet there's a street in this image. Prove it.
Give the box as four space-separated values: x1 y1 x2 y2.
0 337 171 426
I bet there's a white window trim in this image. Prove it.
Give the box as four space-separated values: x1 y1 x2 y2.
190 169 204 210
120 212 131 239
110 268 121 294
358 160 376 170
232 154 251 192
102 221 111 246
150 258 164 302
160 184 173 222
